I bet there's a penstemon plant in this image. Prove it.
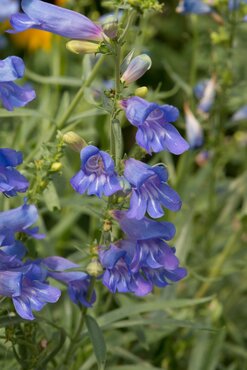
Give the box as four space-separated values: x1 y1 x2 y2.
0 0 246 369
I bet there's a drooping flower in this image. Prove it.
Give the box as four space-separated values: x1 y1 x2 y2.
0 202 44 240
231 105 247 121
0 253 60 320
71 145 122 198
184 104 204 149
124 158 181 219
228 0 247 10
120 97 189 154
0 56 36 110
0 148 29 197
176 0 212 14
99 239 187 296
40 256 96 307
120 54 152 85
196 76 216 115
99 244 152 296
9 0 105 42
112 210 176 241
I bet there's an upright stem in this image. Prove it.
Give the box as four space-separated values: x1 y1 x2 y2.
57 55 106 129
62 277 96 369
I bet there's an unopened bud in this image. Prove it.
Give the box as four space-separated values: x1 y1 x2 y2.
63 131 87 152
66 40 100 54
103 219 112 232
50 162 62 172
135 86 148 98
121 54 152 85
103 22 118 39
86 259 103 277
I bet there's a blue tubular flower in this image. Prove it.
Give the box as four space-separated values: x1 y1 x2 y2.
71 145 122 198
124 159 181 220
112 210 176 241
0 56 24 82
0 203 44 240
9 0 105 41
231 105 247 121
0 0 19 21
184 104 204 149
41 257 96 307
120 54 152 85
176 0 212 14
120 239 182 272
196 76 216 115
0 148 29 197
228 0 247 10
0 56 36 111
12 263 61 320
120 97 189 155
143 266 187 287
99 244 153 296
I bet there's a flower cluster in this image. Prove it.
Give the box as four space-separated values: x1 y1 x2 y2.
68 46 189 297
0 177 95 320
3 0 189 316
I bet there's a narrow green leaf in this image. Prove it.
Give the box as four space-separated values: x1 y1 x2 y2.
85 315 107 370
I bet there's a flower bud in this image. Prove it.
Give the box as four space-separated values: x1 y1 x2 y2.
120 54 152 85
86 259 103 277
103 21 118 39
63 131 87 152
50 162 62 172
135 86 148 98
103 219 112 232
66 40 100 54
184 103 203 149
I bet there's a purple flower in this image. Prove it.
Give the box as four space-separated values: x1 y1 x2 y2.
12 263 61 320
99 240 187 295
99 244 152 296
231 105 247 121
112 210 176 241
40 257 96 307
0 254 60 320
184 104 204 149
0 0 19 21
9 0 105 41
120 97 189 154
0 203 44 240
0 56 35 111
71 145 122 198
124 158 181 219
196 76 216 115
0 148 29 197
176 0 212 14
120 54 152 85
120 239 182 272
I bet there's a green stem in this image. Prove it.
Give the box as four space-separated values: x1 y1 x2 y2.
57 55 106 129
62 277 96 369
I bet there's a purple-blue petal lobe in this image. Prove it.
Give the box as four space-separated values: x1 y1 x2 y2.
121 97 189 155
112 210 176 240
0 56 25 82
10 0 105 41
71 145 121 198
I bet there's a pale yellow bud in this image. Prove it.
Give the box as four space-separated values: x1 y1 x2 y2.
50 162 62 172
66 40 100 55
63 131 87 152
103 219 112 232
86 259 103 277
135 86 148 98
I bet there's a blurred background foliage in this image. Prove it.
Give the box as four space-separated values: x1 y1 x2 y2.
0 0 247 369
